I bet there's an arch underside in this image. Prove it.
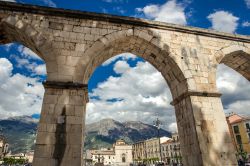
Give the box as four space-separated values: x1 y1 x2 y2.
82 36 187 99
221 51 250 81
0 18 48 61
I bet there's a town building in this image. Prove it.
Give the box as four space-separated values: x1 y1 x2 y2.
25 151 34 163
0 135 9 159
161 133 182 165
226 113 250 157
133 137 169 164
114 139 133 166
90 139 133 166
132 141 146 163
91 148 115 165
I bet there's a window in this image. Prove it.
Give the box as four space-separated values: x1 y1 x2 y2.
233 125 240 134
236 135 242 144
109 156 110 159
122 153 126 163
246 123 250 131
246 123 250 141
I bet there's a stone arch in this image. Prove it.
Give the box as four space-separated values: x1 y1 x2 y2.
0 15 62 81
0 15 52 60
215 45 250 81
75 29 187 99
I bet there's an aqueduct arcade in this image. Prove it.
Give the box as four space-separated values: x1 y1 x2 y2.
0 1 250 166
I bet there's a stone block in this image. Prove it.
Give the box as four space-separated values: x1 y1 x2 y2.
64 24 73 31
66 116 83 125
73 26 83 33
49 22 64 30
43 94 58 104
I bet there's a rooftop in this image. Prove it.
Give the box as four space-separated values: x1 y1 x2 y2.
227 113 250 124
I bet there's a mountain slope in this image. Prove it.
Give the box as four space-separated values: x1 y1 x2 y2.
0 116 37 153
0 117 171 153
84 119 171 149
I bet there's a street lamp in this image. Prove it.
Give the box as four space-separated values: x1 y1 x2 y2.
153 117 162 163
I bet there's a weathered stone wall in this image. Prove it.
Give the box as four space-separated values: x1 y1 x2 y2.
33 82 88 166
0 2 250 166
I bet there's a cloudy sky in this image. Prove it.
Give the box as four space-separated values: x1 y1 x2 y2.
0 0 249 132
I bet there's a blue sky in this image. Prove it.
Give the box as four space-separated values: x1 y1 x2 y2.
0 0 249 132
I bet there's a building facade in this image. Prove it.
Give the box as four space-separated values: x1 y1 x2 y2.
161 133 182 165
132 137 169 164
227 113 250 158
114 139 133 166
0 136 9 159
91 149 116 165
132 141 146 163
90 139 133 166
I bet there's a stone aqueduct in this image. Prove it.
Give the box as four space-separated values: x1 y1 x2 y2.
0 2 250 166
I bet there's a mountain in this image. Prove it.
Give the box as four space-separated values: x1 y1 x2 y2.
0 116 38 153
0 117 171 153
84 119 171 149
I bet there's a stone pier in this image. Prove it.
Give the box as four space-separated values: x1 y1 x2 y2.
33 81 88 166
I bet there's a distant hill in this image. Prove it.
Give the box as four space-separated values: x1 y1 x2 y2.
84 119 171 149
0 116 37 153
0 117 171 153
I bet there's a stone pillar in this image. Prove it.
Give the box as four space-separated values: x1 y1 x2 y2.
33 81 88 166
172 91 237 166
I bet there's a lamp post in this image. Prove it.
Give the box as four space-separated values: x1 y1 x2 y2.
153 117 162 163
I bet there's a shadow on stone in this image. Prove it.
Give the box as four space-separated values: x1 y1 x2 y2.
53 106 67 166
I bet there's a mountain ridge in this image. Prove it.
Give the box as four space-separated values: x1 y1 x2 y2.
0 116 171 153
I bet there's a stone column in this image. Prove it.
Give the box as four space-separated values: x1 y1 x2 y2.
33 81 88 166
172 91 237 166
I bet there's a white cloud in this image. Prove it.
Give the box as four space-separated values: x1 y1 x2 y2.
0 58 13 84
0 58 44 119
113 6 126 14
3 43 14 52
224 101 250 116
207 11 239 33
113 60 130 74
245 0 250 8
136 0 187 25
11 55 47 76
87 56 250 133
87 54 175 132
242 21 250 27
18 45 42 61
34 64 47 75
41 0 56 7
9 45 47 76
168 122 177 133
217 64 250 116
102 53 137 66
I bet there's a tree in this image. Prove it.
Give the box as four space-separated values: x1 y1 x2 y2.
236 144 248 162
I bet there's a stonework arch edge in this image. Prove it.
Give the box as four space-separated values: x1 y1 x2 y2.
215 45 250 63
215 45 250 81
75 28 189 99
0 15 54 61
